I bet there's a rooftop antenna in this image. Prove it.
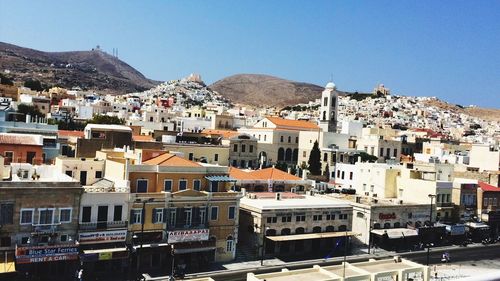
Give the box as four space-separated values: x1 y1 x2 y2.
116 48 118 58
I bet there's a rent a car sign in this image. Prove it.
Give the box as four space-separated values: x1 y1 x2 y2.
15 245 79 264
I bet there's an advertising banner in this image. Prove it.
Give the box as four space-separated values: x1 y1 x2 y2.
78 230 127 244
16 245 79 264
167 229 209 244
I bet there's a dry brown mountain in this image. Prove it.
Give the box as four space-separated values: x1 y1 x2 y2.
0 42 158 93
209 74 324 107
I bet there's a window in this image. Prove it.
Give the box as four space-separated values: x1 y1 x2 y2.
210 181 218 192
295 137 298 143
296 215 306 222
169 208 176 226
241 144 246 153
193 179 201 191
210 206 218 221
232 160 237 166
249 145 254 153
494 198 498 206
81 206 91 223
280 136 284 142
393 149 398 157
324 97 328 106
288 136 291 143
281 215 291 222
303 151 306 157
339 214 348 220
386 148 390 158
137 179 148 193
21 237 29 244
131 209 142 224
164 180 173 192
349 172 353 180
446 194 451 203
228 206 236 220
114 205 122 221
200 208 206 224
313 215 323 221
226 238 234 252
0 237 11 247
179 180 187 190
379 148 384 157
60 234 68 242
95 171 103 178
264 135 266 141
188 153 194 161
20 209 34 225
59 208 72 223
341 171 345 179
184 208 192 226
266 217 277 223
326 214 335 220
233 144 238 152
4 151 13 163
39 209 54 225
65 170 73 177
153 208 163 224
214 154 219 161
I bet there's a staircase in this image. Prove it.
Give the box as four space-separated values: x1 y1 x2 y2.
236 243 259 262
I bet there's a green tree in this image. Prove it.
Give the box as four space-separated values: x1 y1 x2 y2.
88 115 124 125
23 79 44 91
0 73 14 86
17 104 44 121
354 152 379 163
308 140 322 175
323 164 330 181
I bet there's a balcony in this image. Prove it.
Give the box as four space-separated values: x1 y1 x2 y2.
436 202 453 208
79 220 128 231
32 223 61 233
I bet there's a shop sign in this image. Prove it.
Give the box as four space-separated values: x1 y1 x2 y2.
16 245 79 264
98 252 112 260
78 230 127 244
379 213 396 220
167 229 209 244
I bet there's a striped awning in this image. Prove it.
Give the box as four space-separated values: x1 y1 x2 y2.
205 176 236 182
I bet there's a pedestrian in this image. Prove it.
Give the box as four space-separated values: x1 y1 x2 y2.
78 269 83 281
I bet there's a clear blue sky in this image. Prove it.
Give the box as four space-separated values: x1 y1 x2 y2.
1 1 499 108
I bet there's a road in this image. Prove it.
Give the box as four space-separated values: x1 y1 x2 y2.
166 244 500 281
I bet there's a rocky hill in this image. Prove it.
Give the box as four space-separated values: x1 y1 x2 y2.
0 42 158 93
209 74 324 107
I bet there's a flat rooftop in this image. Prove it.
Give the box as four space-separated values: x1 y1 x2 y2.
255 268 337 281
241 194 351 210
354 259 421 273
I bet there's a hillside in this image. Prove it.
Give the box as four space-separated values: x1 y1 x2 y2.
423 99 500 122
0 42 158 93
209 74 324 107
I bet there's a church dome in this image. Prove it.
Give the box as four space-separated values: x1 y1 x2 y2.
325 82 336 90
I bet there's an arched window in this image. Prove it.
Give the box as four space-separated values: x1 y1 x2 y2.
373 223 381 229
274 185 285 192
325 226 335 232
226 236 234 252
281 228 291 235
287 136 291 143
266 229 276 236
383 222 391 229
338 225 347 231
278 148 285 161
394 222 401 228
292 149 298 162
323 153 328 161
285 148 292 162
313 226 322 233
280 136 284 142
295 227 305 234
323 111 326 120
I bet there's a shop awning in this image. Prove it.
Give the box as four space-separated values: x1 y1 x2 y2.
266 231 358 242
133 242 170 249
83 247 128 255
0 261 15 274
174 246 216 254
371 228 419 239
205 175 236 182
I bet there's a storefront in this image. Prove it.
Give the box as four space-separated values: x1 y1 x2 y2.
168 229 214 273
78 229 130 280
15 244 79 280
371 228 419 252
440 223 466 245
482 211 500 237
465 222 491 242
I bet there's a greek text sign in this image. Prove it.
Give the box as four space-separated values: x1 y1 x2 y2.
167 229 209 243
78 230 127 244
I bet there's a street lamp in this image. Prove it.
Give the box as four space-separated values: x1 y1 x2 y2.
135 198 154 275
427 194 436 266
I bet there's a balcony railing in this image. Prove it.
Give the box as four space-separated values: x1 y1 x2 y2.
32 223 61 233
79 220 128 231
436 202 453 208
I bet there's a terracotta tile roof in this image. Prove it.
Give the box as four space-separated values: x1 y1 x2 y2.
58 130 84 138
479 181 500 192
0 133 43 146
266 117 318 130
133 135 155 142
202 129 240 139
229 167 259 180
230 167 302 181
143 152 201 167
